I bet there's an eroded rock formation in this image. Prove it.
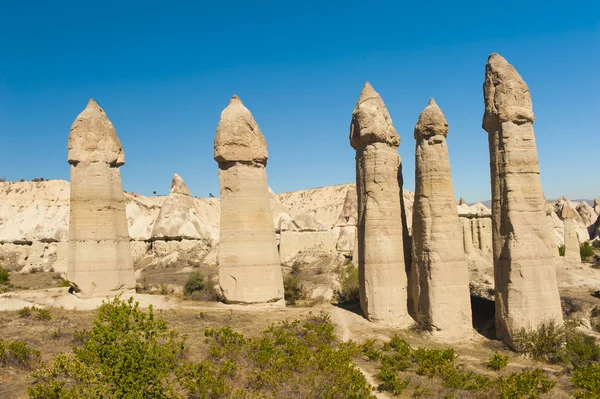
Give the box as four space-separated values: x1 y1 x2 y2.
350 82 411 326
411 99 472 339
214 95 284 304
482 54 563 345
67 99 135 296
561 204 582 263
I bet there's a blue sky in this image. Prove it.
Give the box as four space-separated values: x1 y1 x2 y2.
1 0 598 202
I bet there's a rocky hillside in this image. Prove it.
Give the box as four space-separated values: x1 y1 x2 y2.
0 179 598 281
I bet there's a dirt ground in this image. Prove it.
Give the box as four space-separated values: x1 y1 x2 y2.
1 266 600 398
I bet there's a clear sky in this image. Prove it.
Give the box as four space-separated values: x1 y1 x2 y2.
1 0 598 202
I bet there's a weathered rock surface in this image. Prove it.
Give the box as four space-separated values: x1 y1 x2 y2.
411 99 472 339
214 95 284 304
67 99 135 296
561 204 582 263
350 82 411 326
151 174 209 241
483 54 563 345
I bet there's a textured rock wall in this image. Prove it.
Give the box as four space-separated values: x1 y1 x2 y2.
350 82 411 326
67 100 135 296
214 96 284 304
411 99 472 339
483 54 563 345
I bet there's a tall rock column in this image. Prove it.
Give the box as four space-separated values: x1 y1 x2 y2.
67 99 135 296
214 95 284 305
411 99 472 339
482 54 563 345
350 82 412 327
561 204 582 263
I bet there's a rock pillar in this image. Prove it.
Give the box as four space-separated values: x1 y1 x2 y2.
482 54 563 346
214 95 284 305
67 99 135 296
562 205 582 263
411 99 472 339
350 82 411 326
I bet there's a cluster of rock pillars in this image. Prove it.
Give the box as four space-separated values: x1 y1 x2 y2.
66 53 562 347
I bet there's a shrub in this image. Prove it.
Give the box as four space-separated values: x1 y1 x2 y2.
513 320 567 363
283 275 306 305
572 363 600 399
28 296 186 398
559 245 566 257
496 369 555 399
513 320 600 366
184 272 205 295
488 352 510 370
581 242 595 260
335 262 360 304
0 339 41 369
0 266 9 284
18 306 51 320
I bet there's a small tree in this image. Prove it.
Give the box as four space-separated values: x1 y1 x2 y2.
581 242 594 260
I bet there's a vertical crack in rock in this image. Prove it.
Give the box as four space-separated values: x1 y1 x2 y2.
411 99 473 340
350 82 412 327
214 95 284 305
67 99 135 297
482 54 562 346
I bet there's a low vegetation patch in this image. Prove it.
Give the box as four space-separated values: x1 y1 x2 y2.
0 266 9 284
335 262 360 304
183 271 219 301
581 241 595 260
488 352 510 371
29 297 375 399
513 320 600 366
18 306 52 320
0 339 41 369
572 363 600 399
363 335 555 398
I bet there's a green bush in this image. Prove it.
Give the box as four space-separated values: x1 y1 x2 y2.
29 296 186 398
581 242 595 260
183 272 219 301
572 363 600 399
283 275 306 305
496 369 555 399
513 320 600 366
559 245 566 257
335 262 360 304
0 266 8 284
488 352 510 371
0 339 41 369
513 320 567 363
29 300 375 399
184 272 205 295
18 306 51 320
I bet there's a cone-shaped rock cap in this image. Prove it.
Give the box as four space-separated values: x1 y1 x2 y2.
482 53 534 133
68 99 125 165
170 173 191 196
214 95 268 164
458 197 467 206
350 82 400 150
414 98 448 140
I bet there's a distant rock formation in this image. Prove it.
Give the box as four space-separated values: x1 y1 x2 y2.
350 82 411 327
66 99 135 296
214 95 284 305
483 54 563 346
561 204 582 263
150 174 208 241
411 99 472 339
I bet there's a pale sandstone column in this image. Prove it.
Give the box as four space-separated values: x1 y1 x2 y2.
561 205 582 263
214 95 284 305
411 99 472 339
67 99 135 296
482 54 563 346
350 82 411 327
